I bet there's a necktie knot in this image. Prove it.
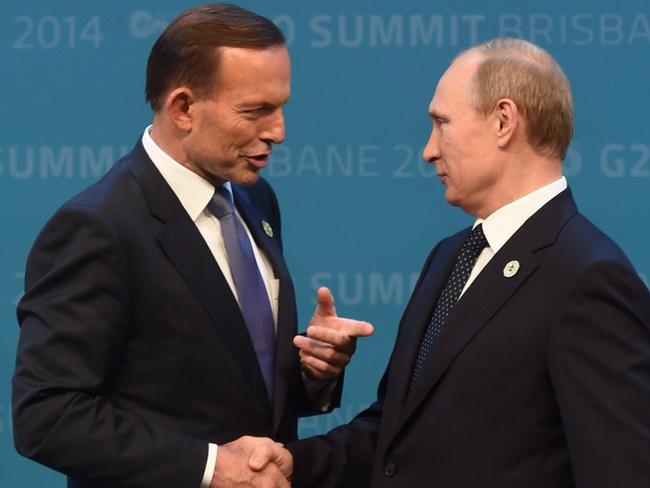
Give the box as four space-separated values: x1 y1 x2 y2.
465 224 488 260
207 187 234 218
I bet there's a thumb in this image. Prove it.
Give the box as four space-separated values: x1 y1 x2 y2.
315 287 337 317
248 444 274 471
249 444 292 478
271 444 293 478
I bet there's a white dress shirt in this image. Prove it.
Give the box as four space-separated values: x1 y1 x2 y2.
141 127 280 488
461 176 568 297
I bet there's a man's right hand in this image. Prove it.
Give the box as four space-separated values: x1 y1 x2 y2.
211 435 292 488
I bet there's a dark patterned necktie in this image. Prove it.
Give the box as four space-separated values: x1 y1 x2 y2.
207 187 275 399
409 224 488 389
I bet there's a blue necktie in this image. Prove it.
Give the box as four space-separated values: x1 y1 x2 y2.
207 187 276 399
409 224 488 389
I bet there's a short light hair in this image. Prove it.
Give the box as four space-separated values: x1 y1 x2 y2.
464 38 573 160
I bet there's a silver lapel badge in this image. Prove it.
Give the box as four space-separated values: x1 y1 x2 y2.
262 220 274 238
503 260 520 278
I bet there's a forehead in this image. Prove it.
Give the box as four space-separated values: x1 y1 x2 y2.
215 45 291 89
429 52 482 114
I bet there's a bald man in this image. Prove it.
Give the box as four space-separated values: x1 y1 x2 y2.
283 37 650 488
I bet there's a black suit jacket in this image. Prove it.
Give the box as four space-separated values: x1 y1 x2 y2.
12 141 339 487
290 189 650 488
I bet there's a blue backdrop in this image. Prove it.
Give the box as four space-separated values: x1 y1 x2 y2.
1 0 648 484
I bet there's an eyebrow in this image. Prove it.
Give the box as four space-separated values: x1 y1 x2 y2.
237 98 289 110
429 109 447 120
236 102 276 112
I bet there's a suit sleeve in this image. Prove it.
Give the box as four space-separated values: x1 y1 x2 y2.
12 206 207 487
288 245 441 487
549 260 650 488
288 377 385 487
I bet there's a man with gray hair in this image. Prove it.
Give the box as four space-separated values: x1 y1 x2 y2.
268 37 650 487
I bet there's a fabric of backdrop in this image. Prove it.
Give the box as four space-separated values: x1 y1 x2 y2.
1 0 648 484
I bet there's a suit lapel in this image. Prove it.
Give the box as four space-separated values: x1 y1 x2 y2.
377 230 469 441
383 230 469 418
126 142 271 410
390 189 578 438
399 244 539 426
232 185 288 285
232 185 297 433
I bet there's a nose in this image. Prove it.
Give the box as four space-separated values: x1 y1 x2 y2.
260 109 285 145
422 125 440 163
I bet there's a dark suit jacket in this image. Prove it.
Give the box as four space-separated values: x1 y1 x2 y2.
12 141 339 487
290 189 650 488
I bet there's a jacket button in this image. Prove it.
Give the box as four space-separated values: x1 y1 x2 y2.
384 462 396 477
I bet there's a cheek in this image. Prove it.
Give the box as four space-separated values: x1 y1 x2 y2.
228 119 259 142
203 115 248 149
440 128 463 155
439 136 462 170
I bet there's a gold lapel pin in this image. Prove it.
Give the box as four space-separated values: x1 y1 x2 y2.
262 220 274 238
503 260 520 278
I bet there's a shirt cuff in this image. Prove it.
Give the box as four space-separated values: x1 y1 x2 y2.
302 370 339 412
201 443 218 488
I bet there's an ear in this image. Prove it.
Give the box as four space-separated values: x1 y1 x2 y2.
494 97 518 149
164 87 196 132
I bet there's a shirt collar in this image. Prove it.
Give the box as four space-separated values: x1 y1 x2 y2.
141 125 231 221
474 176 567 253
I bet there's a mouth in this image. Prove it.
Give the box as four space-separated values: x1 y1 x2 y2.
243 152 271 169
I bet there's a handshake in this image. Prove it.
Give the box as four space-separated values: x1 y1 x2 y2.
211 288 374 487
211 435 293 488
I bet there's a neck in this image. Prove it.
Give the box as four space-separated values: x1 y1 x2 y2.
472 151 562 219
149 120 186 163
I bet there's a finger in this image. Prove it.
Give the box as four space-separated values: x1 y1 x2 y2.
295 336 350 366
294 334 331 350
279 474 290 488
304 327 348 349
249 444 278 471
345 320 374 337
308 316 375 337
296 333 350 360
307 322 373 346
314 287 336 317
233 434 272 445
248 445 271 471
270 442 292 479
300 359 329 380
257 460 291 488
301 354 343 379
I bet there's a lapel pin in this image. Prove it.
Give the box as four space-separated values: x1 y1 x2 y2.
261 220 274 238
503 260 520 278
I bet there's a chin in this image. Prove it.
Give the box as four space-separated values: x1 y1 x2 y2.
232 171 261 186
444 190 460 207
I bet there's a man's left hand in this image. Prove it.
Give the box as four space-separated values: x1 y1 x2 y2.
293 287 374 380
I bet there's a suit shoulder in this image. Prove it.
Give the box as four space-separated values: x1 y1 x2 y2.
236 177 276 201
559 212 634 270
68 155 137 204
233 177 280 214
31 148 154 256
433 226 473 254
